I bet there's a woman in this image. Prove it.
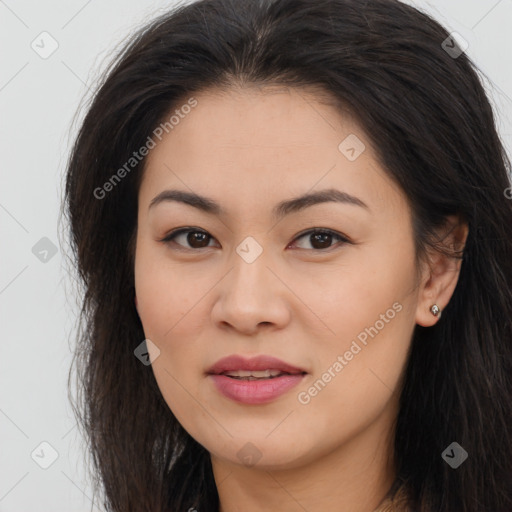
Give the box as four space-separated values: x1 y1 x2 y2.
63 0 512 510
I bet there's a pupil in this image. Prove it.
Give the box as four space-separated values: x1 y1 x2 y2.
188 231 209 248
312 233 331 249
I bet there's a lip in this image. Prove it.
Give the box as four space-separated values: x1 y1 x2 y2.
209 374 306 404
206 354 306 375
206 354 307 405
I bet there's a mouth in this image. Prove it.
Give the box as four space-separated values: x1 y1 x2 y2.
218 369 306 380
206 354 308 377
206 354 308 404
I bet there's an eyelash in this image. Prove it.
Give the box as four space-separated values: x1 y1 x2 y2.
158 227 351 252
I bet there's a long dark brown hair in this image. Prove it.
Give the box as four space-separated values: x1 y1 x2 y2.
62 0 512 510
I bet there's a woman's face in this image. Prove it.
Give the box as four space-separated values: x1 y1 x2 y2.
134 86 424 471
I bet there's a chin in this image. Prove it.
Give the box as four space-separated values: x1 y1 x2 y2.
205 435 319 471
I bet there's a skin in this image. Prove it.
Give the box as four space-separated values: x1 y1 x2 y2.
134 85 468 512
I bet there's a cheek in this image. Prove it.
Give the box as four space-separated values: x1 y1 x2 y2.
134 239 212 383
134 239 191 337
302 239 416 336
295 238 417 403
134 243 208 426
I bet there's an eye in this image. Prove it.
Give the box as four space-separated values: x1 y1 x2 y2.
158 227 350 251
158 227 217 250
289 228 350 251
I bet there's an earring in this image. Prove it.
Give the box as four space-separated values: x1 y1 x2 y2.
430 304 441 317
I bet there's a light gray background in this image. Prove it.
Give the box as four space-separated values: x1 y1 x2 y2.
1 0 511 510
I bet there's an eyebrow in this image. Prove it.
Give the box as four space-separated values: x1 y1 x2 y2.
148 187 369 218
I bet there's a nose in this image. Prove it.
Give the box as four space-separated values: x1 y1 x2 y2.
211 249 291 335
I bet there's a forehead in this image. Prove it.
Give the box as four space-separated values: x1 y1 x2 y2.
138 85 404 217
156 85 366 154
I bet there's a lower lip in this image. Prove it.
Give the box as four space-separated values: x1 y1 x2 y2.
208 373 306 404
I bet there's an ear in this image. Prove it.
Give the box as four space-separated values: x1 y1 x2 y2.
415 214 468 327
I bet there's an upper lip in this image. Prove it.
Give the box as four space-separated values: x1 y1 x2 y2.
207 355 307 375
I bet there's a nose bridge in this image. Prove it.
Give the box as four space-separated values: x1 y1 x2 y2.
229 234 272 297
212 233 290 331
